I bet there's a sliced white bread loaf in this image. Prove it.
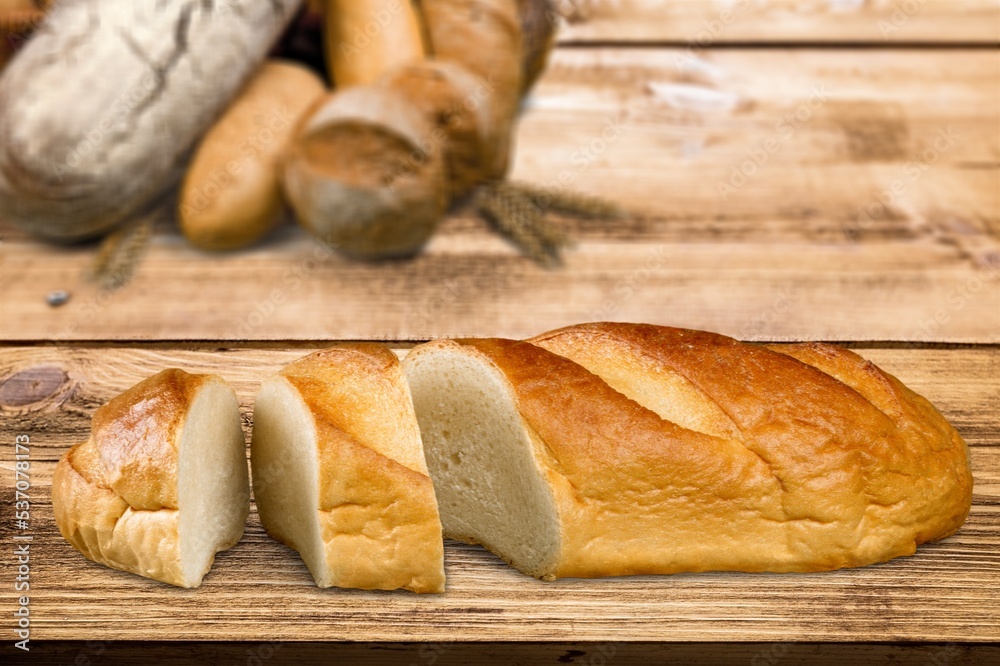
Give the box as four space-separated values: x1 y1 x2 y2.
251 344 445 593
402 323 973 580
52 369 249 588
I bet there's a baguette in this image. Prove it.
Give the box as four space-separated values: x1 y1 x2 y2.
324 0 427 87
251 344 445 593
51 370 249 588
402 323 973 579
179 59 327 251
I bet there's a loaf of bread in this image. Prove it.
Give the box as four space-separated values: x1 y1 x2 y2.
0 0 300 241
403 323 973 579
251 344 445 593
179 59 327 251
52 369 249 588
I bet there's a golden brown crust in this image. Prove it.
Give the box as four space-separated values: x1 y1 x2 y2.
420 0 524 179
315 420 445 592
280 344 446 593
89 369 208 511
179 60 327 251
441 324 972 577
517 0 557 94
281 344 431 475
0 2 46 72
51 369 226 588
0 1 46 31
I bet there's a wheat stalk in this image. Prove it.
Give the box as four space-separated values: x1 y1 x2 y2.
513 181 629 220
474 181 566 267
89 219 153 291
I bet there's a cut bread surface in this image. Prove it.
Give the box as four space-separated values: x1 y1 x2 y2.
251 374 326 582
251 344 446 593
404 325 973 580
178 377 251 586
52 370 249 588
403 341 561 578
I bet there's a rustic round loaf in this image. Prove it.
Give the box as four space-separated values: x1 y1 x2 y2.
0 0 300 242
381 60 496 200
282 86 447 259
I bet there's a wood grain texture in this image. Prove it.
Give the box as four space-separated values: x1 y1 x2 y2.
1 48 997 343
557 0 1000 44
1 345 997 642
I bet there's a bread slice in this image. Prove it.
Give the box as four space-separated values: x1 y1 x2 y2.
402 324 973 579
250 344 445 593
52 369 249 588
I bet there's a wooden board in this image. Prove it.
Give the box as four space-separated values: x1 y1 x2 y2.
557 0 1000 44
1 345 997 643
16 642 1000 665
2 48 998 343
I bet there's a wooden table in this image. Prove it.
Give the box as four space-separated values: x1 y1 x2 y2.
1 1 998 663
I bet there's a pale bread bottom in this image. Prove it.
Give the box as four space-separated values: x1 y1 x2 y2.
404 346 561 579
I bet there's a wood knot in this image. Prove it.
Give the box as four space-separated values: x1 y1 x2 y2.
0 366 70 408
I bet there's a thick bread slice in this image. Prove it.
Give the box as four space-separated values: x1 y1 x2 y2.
250 344 445 593
403 324 973 579
52 369 249 588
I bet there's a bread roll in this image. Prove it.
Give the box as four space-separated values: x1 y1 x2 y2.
402 323 973 579
420 0 524 179
52 370 249 588
250 344 445 593
179 60 327 251
282 86 447 259
383 61 497 200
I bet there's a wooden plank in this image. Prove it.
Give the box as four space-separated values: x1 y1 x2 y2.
1 48 997 344
12 642 1000 665
557 0 1000 44
1 346 997 642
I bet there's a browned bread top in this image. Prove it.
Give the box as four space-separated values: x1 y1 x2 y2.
70 369 210 512
278 343 431 476
443 323 972 575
